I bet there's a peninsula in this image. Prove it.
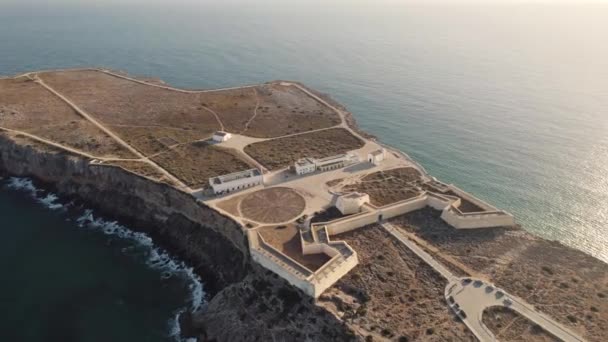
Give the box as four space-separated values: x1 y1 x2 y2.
0 69 606 342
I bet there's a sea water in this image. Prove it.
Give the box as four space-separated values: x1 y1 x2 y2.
0 177 203 341
0 1 607 339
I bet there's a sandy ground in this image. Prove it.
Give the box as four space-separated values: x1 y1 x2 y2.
319 224 476 341
390 208 608 342
0 78 134 159
483 306 561 342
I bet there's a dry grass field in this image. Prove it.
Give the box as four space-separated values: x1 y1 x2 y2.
152 141 253 189
109 125 214 156
258 224 330 271
320 224 475 341
203 87 258 133
390 208 608 342
244 128 364 170
244 83 341 138
36 71 344 153
1 131 62 154
38 70 221 154
336 167 422 206
101 160 166 180
482 306 560 342
0 78 134 158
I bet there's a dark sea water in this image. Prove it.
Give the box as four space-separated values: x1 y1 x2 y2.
1 1 607 340
0 178 203 341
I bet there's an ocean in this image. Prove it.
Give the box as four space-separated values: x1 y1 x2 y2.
0 178 203 341
1 1 607 340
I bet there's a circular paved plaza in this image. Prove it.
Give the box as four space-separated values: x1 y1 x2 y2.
240 187 306 224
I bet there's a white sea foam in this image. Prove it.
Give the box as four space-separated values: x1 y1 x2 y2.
76 210 205 308
6 177 65 211
4 177 205 341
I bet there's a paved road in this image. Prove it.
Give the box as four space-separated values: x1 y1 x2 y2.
382 222 457 282
446 278 585 342
383 221 585 342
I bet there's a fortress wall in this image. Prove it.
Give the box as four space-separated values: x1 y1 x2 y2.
447 184 497 211
426 193 458 210
301 241 339 258
248 230 316 297
311 255 359 298
380 195 428 218
325 195 429 235
250 247 315 297
326 212 380 235
302 241 324 255
322 244 340 257
441 209 515 229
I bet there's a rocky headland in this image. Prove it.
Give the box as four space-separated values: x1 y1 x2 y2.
1 69 606 342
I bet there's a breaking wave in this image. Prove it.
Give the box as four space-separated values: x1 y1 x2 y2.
4 177 205 341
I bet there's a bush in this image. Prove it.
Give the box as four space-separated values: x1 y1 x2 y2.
541 266 554 275
381 328 393 337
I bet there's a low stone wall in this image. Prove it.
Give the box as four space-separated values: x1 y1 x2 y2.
447 184 497 212
247 230 316 296
320 191 514 237
310 254 358 298
441 208 515 229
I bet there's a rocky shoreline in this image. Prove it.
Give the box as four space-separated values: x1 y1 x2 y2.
0 130 355 341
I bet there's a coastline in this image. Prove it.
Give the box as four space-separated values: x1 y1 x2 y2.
0 176 204 341
1 71 606 341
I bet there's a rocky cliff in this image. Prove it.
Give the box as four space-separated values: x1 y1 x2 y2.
0 131 355 341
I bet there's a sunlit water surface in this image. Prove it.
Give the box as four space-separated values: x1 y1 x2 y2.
0 2 607 339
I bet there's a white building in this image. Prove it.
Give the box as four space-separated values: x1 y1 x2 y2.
212 131 232 142
209 168 263 194
294 158 316 175
315 154 349 172
336 192 370 215
294 153 359 175
367 148 386 165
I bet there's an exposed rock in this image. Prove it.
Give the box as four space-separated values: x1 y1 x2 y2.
0 132 356 341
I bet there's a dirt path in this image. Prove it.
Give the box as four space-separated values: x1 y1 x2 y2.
200 106 225 131
240 87 260 134
31 75 189 189
397 227 486 280
99 68 258 94
0 126 139 162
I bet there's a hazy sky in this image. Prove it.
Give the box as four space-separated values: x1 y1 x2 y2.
5 0 608 4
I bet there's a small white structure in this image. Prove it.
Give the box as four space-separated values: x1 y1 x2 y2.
209 168 262 195
294 158 316 175
212 131 232 142
336 192 370 215
294 153 360 176
315 154 350 172
367 148 386 165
